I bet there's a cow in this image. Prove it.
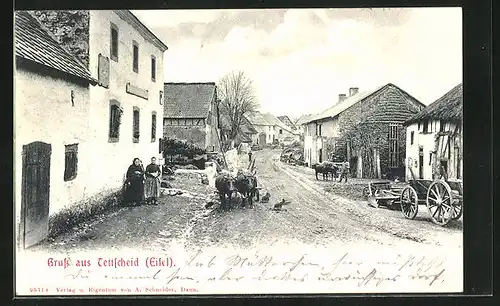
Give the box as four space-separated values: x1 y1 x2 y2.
312 162 339 181
215 173 236 210
234 169 259 208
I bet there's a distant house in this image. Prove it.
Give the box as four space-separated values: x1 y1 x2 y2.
403 83 463 182
245 112 299 145
237 118 258 144
277 115 297 131
295 114 315 139
163 82 220 152
303 84 425 179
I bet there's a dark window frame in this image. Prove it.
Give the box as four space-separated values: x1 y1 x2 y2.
422 120 429 134
64 144 78 181
133 106 140 143
110 23 119 62
151 111 157 142
109 100 122 143
388 123 400 168
132 40 139 73
151 55 156 82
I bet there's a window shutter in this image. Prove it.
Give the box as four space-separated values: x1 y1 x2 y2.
98 54 110 88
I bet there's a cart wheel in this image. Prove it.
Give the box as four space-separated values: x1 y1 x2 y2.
426 180 454 226
400 186 418 219
451 193 463 220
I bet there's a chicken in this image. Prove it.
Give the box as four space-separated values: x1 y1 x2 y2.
261 191 271 203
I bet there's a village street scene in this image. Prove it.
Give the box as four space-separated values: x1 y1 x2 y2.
14 8 463 258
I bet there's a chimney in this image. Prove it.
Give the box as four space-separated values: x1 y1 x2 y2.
349 87 359 96
338 94 347 103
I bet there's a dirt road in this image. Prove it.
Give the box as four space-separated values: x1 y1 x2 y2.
37 149 462 253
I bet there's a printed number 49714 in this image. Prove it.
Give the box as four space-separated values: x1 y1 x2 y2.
30 288 49 293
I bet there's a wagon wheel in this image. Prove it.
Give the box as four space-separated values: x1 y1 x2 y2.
426 180 454 226
451 192 463 220
400 186 418 219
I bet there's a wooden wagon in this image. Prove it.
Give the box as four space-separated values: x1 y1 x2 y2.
399 167 463 226
363 167 463 226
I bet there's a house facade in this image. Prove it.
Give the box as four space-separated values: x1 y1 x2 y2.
303 84 425 179
404 84 463 182
245 112 299 145
277 115 297 132
14 10 168 248
295 114 314 141
163 82 220 152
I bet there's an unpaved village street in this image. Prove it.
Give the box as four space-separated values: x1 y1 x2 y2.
37 148 462 254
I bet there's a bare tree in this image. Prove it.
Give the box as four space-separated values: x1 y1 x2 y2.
217 70 259 150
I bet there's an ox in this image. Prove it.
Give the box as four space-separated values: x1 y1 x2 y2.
312 162 339 181
234 169 259 208
215 173 236 210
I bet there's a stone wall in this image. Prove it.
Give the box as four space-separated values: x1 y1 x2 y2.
333 85 422 178
32 10 90 68
164 126 207 149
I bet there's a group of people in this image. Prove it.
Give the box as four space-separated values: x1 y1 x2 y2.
123 157 162 206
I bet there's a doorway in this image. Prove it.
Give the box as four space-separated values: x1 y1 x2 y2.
21 141 51 248
318 148 323 163
259 133 266 145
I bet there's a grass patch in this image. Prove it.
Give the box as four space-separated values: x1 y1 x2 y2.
47 190 123 239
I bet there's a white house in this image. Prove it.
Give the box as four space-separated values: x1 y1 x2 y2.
244 112 299 145
14 10 168 248
404 83 463 182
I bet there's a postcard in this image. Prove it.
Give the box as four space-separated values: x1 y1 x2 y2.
14 7 463 296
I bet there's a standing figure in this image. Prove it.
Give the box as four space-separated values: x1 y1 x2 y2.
124 158 145 206
248 151 253 162
339 161 350 183
144 157 161 205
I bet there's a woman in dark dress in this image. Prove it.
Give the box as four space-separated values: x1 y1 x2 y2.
124 158 145 206
144 157 161 205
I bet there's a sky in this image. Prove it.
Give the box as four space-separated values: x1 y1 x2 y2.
132 8 462 119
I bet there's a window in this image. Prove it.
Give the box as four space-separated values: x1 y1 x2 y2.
422 120 429 133
133 107 140 143
440 120 445 132
110 23 118 61
316 124 322 136
64 144 78 181
151 56 156 82
279 129 283 134
159 91 163 105
410 131 414 145
388 123 400 168
151 112 157 142
109 102 122 142
132 41 139 73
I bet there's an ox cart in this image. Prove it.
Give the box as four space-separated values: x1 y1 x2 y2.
363 167 463 226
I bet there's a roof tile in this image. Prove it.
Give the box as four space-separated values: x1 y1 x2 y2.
163 82 216 118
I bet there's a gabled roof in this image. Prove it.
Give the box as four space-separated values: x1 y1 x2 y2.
295 114 315 126
304 83 425 124
240 120 258 134
14 11 96 84
163 82 216 118
277 115 297 130
245 112 293 133
115 10 168 52
404 83 463 126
